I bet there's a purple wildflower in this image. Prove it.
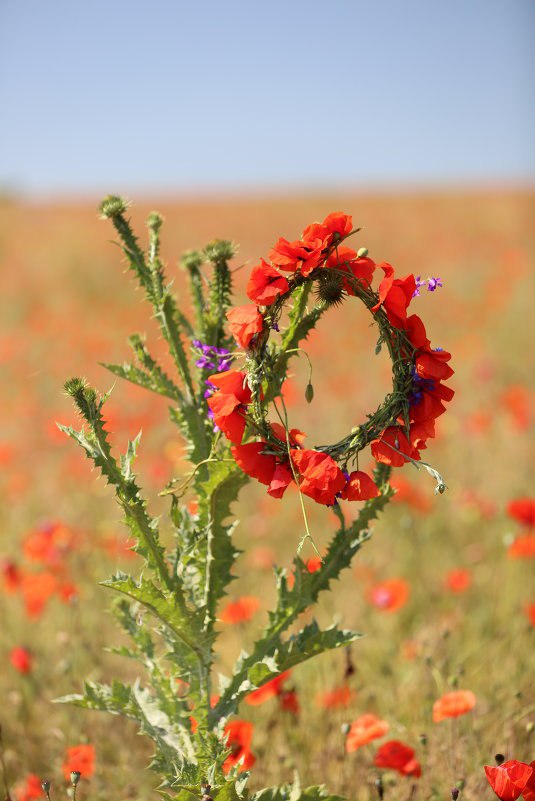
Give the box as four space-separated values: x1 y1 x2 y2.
413 276 426 298
192 340 234 373
427 276 443 292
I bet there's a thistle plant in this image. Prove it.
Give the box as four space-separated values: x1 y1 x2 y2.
60 198 452 800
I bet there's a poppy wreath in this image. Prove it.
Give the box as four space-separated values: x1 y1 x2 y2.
207 211 454 507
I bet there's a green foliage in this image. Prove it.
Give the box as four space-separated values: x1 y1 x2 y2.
61 200 395 799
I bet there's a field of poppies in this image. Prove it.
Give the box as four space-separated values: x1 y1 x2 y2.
0 188 533 800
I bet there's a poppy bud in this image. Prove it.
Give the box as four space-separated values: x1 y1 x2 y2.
419 733 428 746
70 771 81 786
305 383 314 403
41 779 51 793
495 754 505 765
451 789 460 800
340 723 350 736
357 247 368 258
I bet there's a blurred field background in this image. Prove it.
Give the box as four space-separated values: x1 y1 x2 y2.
1 189 534 800
1 0 534 799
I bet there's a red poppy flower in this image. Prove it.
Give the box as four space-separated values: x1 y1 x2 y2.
432 690 476 722
302 211 353 243
374 740 421 778
10 646 32 674
340 471 380 501
220 596 260 624
245 671 291 706
270 422 306 447
507 498 535 529
226 305 264 350
525 604 535 627
345 713 390 752
484 759 534 801
279 689 300 715
1 559 21 593
371 427 420 468
207 370 251 444
231 442 277 485
445 568 472 593
316 684 355 709
304 555 322 573
222 720 256 774
269 237 325 276
246 259 289 306
291 449 346 505
508 534 535 559
414 348 454 382
62 744 96 781
372 265 416 329
325 246 375 291
21 571 57 618
267 463 294 499
524 761 535 801
23 521 75 566
368 578 410 612
16 774 43 801
405 313 429 349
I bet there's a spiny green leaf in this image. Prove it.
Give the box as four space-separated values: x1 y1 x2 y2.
102 573 211 665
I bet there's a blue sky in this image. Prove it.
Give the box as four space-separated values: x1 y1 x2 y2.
1 0 533 195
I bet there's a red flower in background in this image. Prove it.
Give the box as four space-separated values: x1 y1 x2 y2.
226 305 263 350
432 690 476 722
10 646 33 674
16 774 43 801
340 471 380 501
507 498 535 529
374 740 421 777
220 596 260 624
445 568 472 593
525 604 535 627
23 521 76 567
222 720 256 774
484 759 534 801
247 259 289 306
1 559 21 592
368 579 409 612
345 713 390 752
280 689 300 715
62 744 96 781
508 535 535 560
21 571 57 618
316 684 355 709
245 671 291 706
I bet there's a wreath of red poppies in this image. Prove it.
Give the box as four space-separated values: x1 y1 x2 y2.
206 212 454 506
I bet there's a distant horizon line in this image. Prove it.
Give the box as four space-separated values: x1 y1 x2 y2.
2 176 534 204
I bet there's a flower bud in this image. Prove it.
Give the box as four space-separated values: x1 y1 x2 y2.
98 195 130 219
451 789 460 800
305 383 314 403
357 247 368 258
